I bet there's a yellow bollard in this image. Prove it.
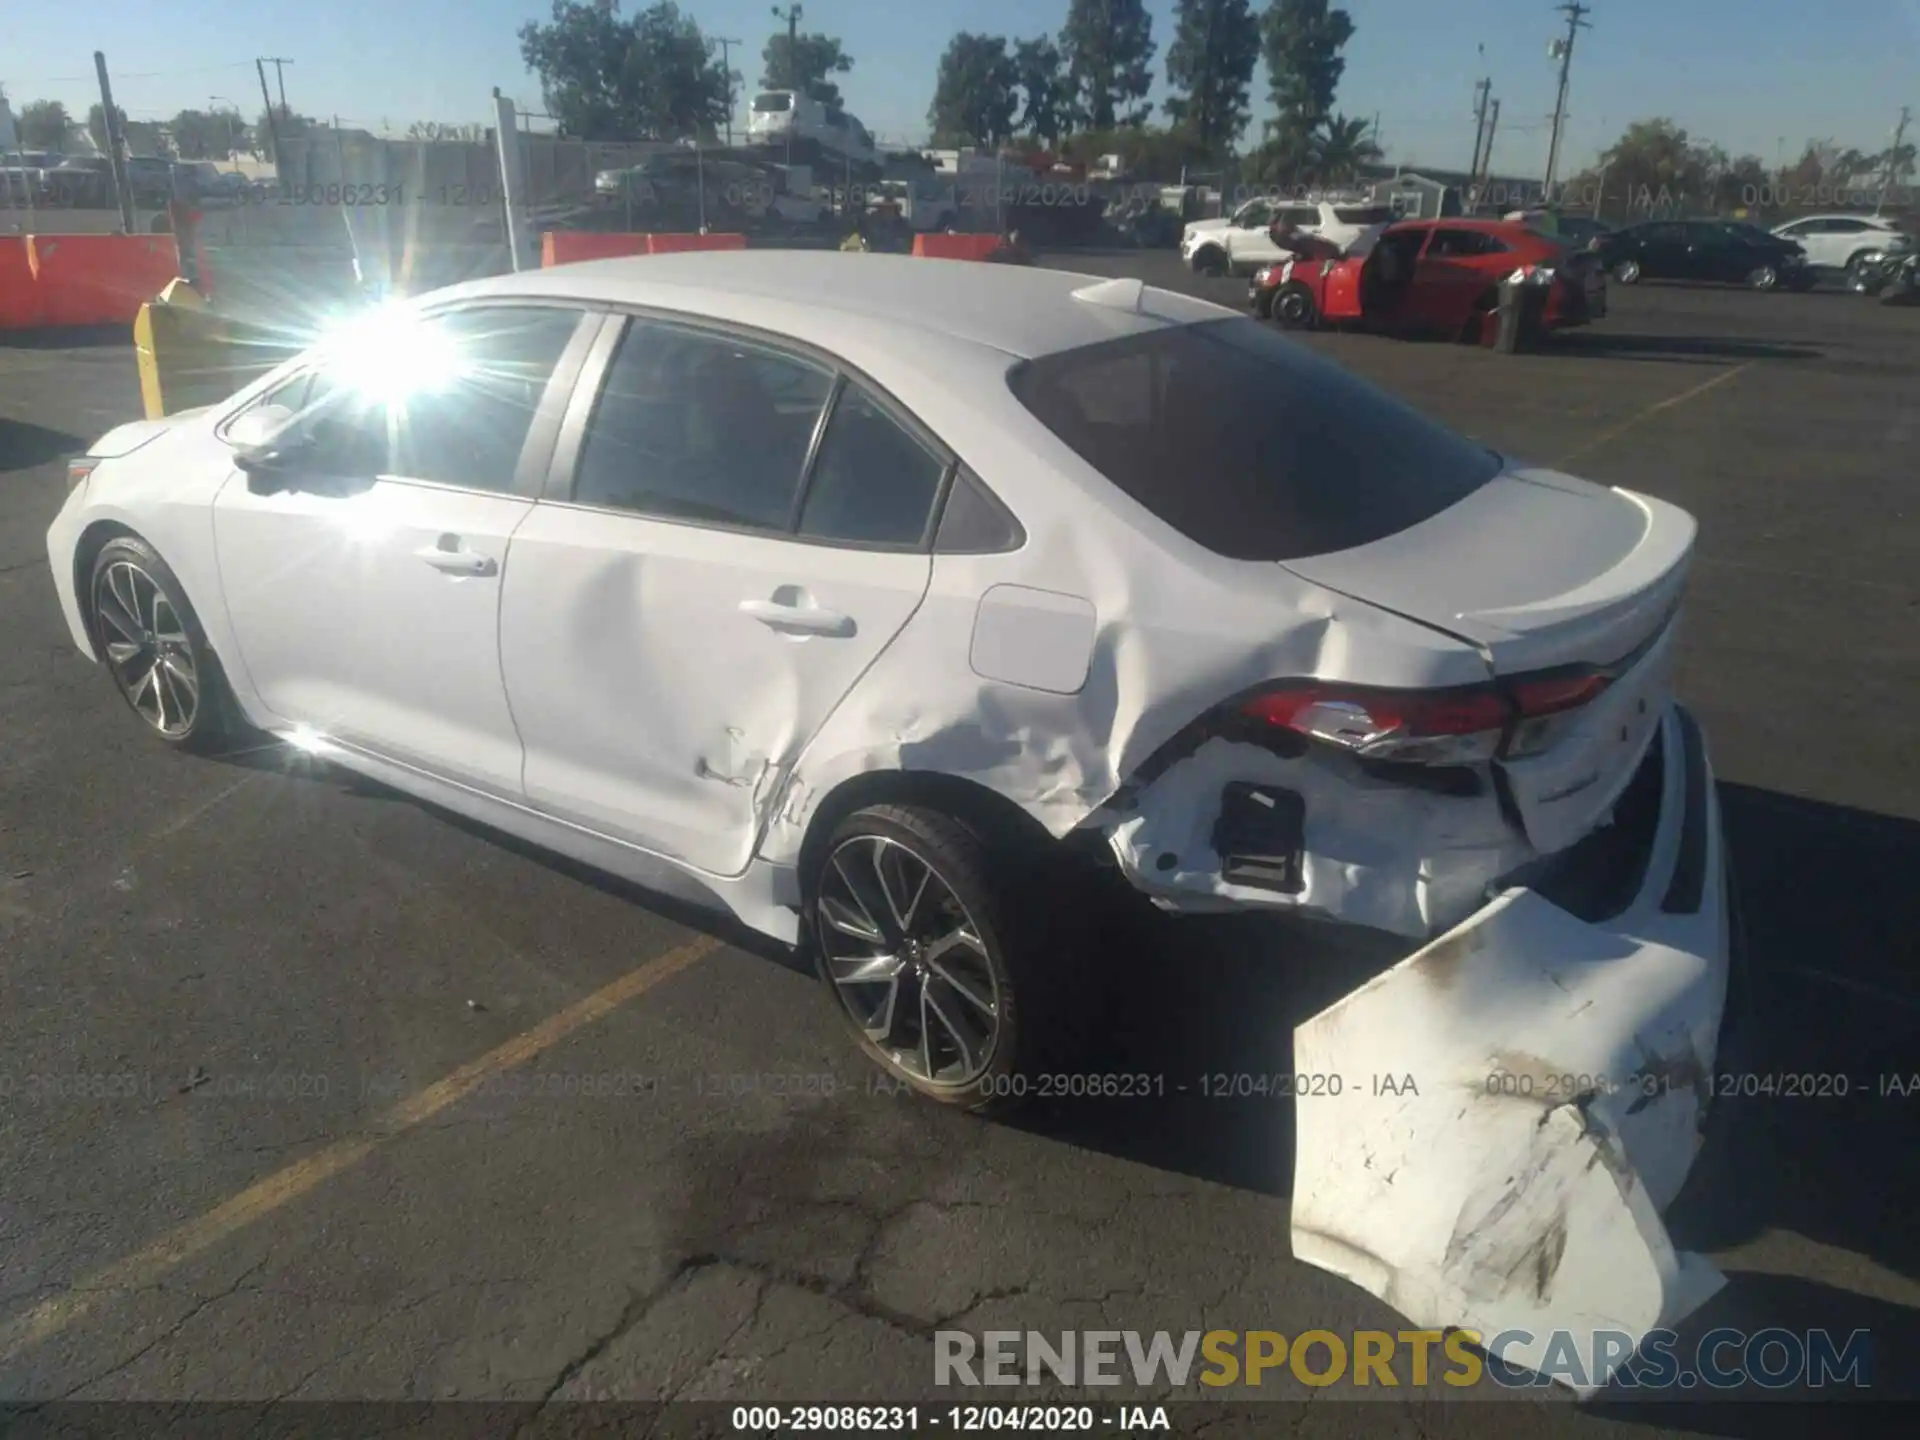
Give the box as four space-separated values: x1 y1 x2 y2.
134 282 286 420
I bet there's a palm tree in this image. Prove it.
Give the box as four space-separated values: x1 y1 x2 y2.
1311 113 1382 183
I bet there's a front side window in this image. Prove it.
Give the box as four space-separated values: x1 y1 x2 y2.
573 322 835 530
1010 319 1501 562
301 306 580 491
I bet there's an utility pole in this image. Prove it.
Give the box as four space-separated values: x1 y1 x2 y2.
263 57 294 114
712 36 743 148
771 4 803 165
255 59 283 174
1479 98 1501 194
1468 77 1491 183
1542 3 1591 200
1880 105 1912 215
93 51 135 233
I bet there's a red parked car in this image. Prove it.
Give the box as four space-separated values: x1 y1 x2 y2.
1249 218 1608 344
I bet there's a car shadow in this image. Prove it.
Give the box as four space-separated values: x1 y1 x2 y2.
1013 782 1920 1269
204 737 814 977
1546 333 1822 363
0 418 86 473
212 735 1920 1402
0 324 131 350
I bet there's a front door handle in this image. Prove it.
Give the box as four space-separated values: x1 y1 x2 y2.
739 598 855 638
415 541 497 577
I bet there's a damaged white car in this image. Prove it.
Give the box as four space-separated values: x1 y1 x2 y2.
45 253 1729 1388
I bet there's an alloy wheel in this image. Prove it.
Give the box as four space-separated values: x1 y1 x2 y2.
1276 290 1312 326
1749 265 1778 290
816 834 1001 1087
94 560 199 737
1615 258 1641 283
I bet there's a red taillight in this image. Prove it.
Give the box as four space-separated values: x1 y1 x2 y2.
1242 684 1506 737
1239 682 1510 765
1238 671 1612 765
1512 672 1611 717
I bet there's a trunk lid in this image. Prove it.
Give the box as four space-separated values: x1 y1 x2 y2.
1280 467 1693 673
1282 468 1696 854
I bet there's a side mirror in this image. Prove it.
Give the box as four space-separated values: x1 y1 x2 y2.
224 402 298 455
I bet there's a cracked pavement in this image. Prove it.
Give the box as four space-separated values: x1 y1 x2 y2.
3 267 1917 1437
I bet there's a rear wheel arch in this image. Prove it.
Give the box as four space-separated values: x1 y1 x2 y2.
793 770 1059 900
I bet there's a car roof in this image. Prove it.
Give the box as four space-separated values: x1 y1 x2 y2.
435 251 1236 361
1784 212 1899 224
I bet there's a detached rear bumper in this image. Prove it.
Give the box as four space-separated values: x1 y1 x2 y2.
1291 702 1730 1395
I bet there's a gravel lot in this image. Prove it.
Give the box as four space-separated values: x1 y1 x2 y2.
1 257 1915 1437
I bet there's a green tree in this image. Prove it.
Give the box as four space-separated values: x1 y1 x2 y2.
1062 122 1215 179
1164 0 1260 153
519 0 732 140
761 31 853 118
86 103 127 153
1309 111 1380 181
1059 0 1157 130
253 106 314 157
1565 118 1725 220
928 34 1018 149
1011 37 1071 144
1260 0 1355 143
17 99 74 151
168 108 238 160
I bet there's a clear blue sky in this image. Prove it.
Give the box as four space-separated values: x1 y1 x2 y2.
6 0 1915 173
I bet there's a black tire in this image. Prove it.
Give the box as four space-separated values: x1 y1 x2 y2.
87 535 246 755
1270 282 1319 330
1192 246 1227 277
804 803 1091 1114
1252 287 1275 320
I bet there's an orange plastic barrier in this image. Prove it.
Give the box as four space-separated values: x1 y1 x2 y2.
0 237 44 329
27 234 182 327
540 231 650 267
912 232 1004 261
645 232 748 254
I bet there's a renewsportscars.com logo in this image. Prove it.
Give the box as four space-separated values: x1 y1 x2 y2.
934 1328 1874 1392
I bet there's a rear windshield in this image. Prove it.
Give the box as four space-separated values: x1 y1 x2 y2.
1009 319 1501 562
753 93 793 113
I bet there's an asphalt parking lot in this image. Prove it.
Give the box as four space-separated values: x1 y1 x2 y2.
1 258 1916 1437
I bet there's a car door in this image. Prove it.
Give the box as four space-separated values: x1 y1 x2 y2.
1407 226 1501 327
211 303 596 797
500 316 944 877
1623 223 1675 277
1774 217 1826 267
1223 200 1275 264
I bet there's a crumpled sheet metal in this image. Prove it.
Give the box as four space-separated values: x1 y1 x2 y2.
1103 737 1535 938
1290 709 1730 1395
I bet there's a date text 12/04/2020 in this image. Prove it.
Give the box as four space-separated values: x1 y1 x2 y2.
231 184 500 207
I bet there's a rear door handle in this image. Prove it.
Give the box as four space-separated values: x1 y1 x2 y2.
415 542 497 577
739 598 855 638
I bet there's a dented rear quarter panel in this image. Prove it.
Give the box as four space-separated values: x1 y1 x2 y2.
753 360 1495 873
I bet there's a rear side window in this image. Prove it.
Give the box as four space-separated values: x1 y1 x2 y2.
1334 206 1395 225
573 322 834 529
1009 320 1501 562
797 387 948 547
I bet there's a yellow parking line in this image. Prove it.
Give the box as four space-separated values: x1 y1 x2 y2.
1555 361 1752 468
0 934 720 1366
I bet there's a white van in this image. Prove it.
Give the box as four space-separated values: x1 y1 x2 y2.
748 90 875 168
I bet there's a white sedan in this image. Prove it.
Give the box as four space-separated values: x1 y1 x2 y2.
46 252 1730 1389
